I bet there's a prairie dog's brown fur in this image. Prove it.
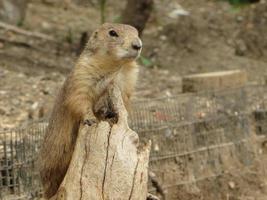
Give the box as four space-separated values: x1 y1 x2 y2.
38 23 142 199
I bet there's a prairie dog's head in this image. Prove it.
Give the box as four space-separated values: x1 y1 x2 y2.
86 23 142 65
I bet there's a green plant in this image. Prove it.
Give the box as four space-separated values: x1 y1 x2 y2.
17 19 24 27
223 0 251 5
112 15 122 23
99 0 107 23
230 0 248 4
220 0 253 10
139 56 153 67
66 28 73 44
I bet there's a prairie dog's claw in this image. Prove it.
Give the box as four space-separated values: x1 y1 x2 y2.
95 106 118 125
83 119 97 126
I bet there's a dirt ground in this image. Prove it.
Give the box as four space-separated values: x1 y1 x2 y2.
1 0 267 199
1 0 267 128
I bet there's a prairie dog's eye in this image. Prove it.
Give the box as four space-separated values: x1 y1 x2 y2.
109 30 119 37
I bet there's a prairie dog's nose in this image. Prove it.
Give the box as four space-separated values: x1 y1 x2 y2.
131 38 142 51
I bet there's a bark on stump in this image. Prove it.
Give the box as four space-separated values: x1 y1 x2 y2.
182 70 248 93
49 87 151 200
121 0 153 35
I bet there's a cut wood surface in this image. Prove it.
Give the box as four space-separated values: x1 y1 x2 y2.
182 70 248 93
49 86 151 200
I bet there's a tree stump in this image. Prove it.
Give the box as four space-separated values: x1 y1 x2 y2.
49 87 151 200
121 0 153 36
182 70 248 93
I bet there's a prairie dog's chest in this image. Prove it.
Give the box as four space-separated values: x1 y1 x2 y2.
94 71 124 95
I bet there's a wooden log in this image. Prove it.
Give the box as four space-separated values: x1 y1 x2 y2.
0 21 56 42
182 70 248 93
49 86 151 200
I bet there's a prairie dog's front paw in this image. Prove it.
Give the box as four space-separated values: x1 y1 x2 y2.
95 106 118 125
93 90 118 125
105 110 118 124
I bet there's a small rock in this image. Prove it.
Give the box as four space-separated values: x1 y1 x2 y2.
154 144 160 152
168 3 189 19
196 111 206 118
157 26 163 31
41 21 52 30
0 90 7 95
17 73 25 78
168 9 189 18
31 102 39 110
160 70 170 75
228 181 236 189
160 35 167 41
165 90 171 97
236 16 244 22
164 129 172 138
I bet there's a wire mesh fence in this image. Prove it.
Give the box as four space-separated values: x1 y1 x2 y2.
131 86 255 196
1 84 267 199
0 122 46 199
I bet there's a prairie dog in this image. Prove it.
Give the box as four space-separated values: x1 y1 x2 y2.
39 23 142 198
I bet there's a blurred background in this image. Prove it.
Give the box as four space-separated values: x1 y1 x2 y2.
0 0 266 128
1 0 267 200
